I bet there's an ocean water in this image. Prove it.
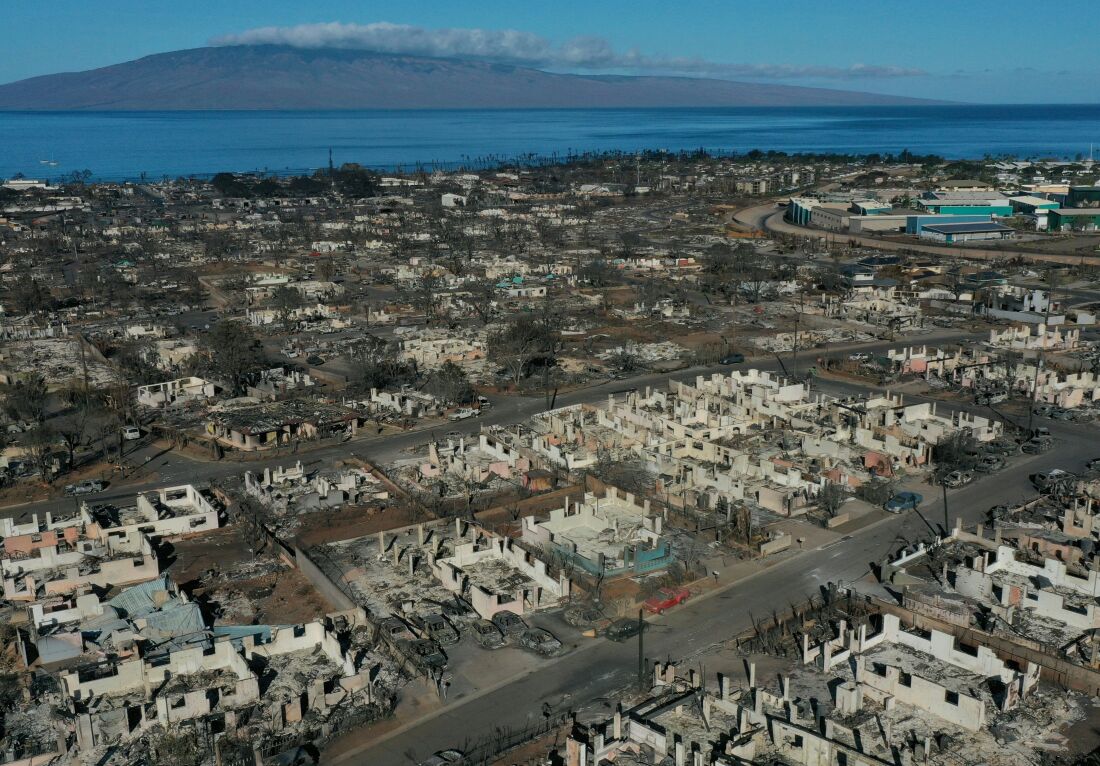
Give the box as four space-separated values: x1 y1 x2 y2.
1 104 1099 181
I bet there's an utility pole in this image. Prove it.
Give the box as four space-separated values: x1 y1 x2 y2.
791 287 805 377
941 479 949 535
1025 270 1058 436
636 608 646 692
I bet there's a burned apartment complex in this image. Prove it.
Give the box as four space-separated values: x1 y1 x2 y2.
3 153 1100 765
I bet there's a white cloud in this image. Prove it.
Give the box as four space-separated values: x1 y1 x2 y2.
210 22 925 80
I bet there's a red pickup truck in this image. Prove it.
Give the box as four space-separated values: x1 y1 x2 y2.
643 587 690 614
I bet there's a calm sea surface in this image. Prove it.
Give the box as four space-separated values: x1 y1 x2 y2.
1 105 1098 181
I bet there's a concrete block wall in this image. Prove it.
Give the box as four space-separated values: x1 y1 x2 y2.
988 544 1100 596
856 656 986 731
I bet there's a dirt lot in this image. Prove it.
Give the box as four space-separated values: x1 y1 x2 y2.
293 504 426 547
167 526 332 625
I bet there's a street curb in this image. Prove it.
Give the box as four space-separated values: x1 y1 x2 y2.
324 508 906 764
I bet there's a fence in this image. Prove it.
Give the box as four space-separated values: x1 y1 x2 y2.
453 711 574 766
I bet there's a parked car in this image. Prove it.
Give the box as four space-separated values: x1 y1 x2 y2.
64 480 105 497
939 470 973 488
848 352 872 362
419 614 460 646
1086 458 1100 472
305 355 325 366
491 610 527 637
1030 426 1052 439
719 353 745 365
605 618 645 642
518 628 563 656
884 491 922 514
1050 407 1075 421
448 408 479 422
471 620 505 649
401 639 447 672
974 454 1005 473
418 750 464 766
643 587 690 615
1032 404 1053 417
477 395 492 408
121 426 142 441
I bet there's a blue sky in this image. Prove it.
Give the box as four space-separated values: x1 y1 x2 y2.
6 0 1097 103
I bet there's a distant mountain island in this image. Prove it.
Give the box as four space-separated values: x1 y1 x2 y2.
0 45 939 111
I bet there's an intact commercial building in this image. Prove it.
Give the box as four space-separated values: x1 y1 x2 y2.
1066 186 1100 208
1048 208 1100 232
905 213 992 235
1009 195 1060 214
848 214 909 234
919 221 1015 243
1009 195 1060 230
809 204 852 231
786 197 818 226
849 200 893 215
916 191 1013 217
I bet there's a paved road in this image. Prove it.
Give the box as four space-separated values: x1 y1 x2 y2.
0 329 977 523
734 203 1100 267
336 416 1094 765
320 347 1100 765
7 321 1091 765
